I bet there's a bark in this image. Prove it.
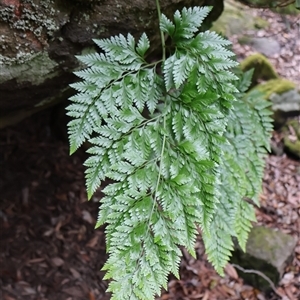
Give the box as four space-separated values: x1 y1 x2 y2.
0 0 223 128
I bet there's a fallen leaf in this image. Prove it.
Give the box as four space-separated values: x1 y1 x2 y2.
225 263 239 280
51 257 64 267
26 258 45 264
55 193 68 201
4 294 15 300
86 235 99 248
63 286 85 297
82 210 93 224
89 291 96 300
202 290 210 300
69 267 81 279
22 287 36 295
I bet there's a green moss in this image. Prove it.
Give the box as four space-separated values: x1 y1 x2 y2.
238 36 252 45
230 226 297 290
254 17 269 29
240 53 278 84
284 138 300 158
286 120 300 139
211 0 269 36
255 79 296 99
272 4 300 15
282 119 300 159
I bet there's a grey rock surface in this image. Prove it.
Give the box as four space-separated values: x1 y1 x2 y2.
230 226 297 291
0 0 224 126
249 37 281 56
270 89 300 113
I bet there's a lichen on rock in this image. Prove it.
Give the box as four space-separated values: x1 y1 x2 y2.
0 51 59 85
0 0 224 128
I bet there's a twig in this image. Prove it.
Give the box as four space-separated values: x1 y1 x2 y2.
231 263 285 298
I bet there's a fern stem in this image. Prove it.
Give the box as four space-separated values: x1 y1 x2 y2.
155 0 166 61
150 115 167 220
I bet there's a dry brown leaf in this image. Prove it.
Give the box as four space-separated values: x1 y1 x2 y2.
86 235 99 248
69 267 81 279
22 287 36 295
3 294 16 300
26 258 45 264
202 290 210 300
219 284 237 296
224 263 239 280
283 286 298 300
89 291 96 300
82 210 94 224
51 257 64 267
63 286 85 297
55 193 68 201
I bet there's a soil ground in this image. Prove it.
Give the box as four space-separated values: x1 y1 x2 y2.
0 110 299 300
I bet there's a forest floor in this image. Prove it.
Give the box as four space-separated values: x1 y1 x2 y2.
0 5 299 300
1 111 299 300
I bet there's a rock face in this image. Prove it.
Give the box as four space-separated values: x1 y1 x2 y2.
0 0 223 127
282 119 300 159
231 226 297 292
248 37 281 57
253 78 300 127
211 0 269 36
270 89 300 114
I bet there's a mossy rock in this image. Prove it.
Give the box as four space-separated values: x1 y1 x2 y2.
251 79 299 127
255 79 296 99
272 3 300 15
231 226 297 292
240 53 278 85
282 119 300 159
211 0 269 36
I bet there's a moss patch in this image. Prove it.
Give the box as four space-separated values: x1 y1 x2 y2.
272 4 300 15
282 119 300 159
211 0 269 36
230 226 297 291
255 79 296 99
240 53 278 84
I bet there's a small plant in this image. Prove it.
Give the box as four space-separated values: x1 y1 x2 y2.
67 4 272 300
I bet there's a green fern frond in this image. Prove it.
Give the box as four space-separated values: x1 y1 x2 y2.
169 6 211 41
67 6 273 300
204 71 273 261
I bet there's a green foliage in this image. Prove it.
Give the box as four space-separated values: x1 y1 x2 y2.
67 6 272 300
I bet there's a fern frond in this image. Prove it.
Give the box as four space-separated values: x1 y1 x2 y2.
93 33 145 68
136 33 150 57
205 71 273 257
162 6 211 41
67 6 273 299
